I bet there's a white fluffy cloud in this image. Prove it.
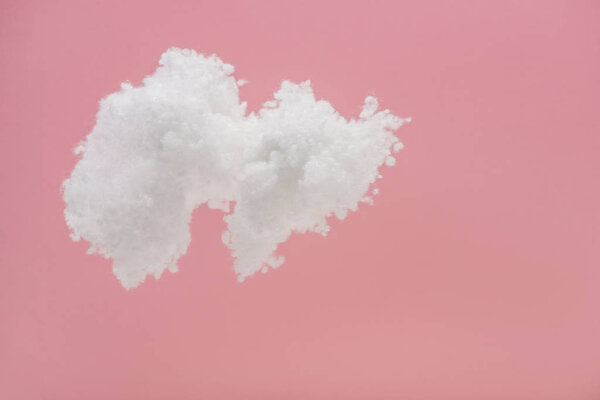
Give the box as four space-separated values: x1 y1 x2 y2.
62 48 410 289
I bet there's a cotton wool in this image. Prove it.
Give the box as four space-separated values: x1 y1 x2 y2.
62 48 410 289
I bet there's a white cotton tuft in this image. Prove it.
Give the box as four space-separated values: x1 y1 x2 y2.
62 48 409 289
393 142 405 152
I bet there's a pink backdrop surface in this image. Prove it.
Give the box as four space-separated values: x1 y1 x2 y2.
1 1 599 399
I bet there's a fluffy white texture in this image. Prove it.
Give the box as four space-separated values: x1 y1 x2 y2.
63 48 409 289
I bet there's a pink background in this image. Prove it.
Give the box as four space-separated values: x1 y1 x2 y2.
1 1 599 399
